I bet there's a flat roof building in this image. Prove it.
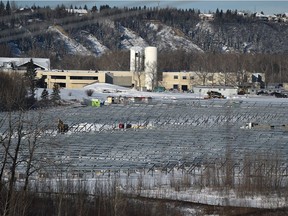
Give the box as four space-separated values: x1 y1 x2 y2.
37 70 132 89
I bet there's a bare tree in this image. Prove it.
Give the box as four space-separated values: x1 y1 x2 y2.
0 109 55 215
2 111 25 216
192 54 210 85
22 112 47 191
0 72 27 111
145 61 158 91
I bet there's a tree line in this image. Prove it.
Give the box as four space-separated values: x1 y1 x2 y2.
0 2 287 85
0 1 11 16
1 1 287 53
0 59 62 111
22 50 287 84
1 52 287 92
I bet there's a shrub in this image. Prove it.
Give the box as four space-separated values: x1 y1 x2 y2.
85 89 94 97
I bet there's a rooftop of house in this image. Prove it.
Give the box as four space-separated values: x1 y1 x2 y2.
0 57 50 70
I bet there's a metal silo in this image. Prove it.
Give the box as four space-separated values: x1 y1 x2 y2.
144 46 157 91
130 46 144 72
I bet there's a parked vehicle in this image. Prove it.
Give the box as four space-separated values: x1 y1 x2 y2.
206 91 225 99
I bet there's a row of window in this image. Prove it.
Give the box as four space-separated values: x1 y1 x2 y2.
173 75 216 81
172 84 189 91
50 76 98 80
173 75 194 80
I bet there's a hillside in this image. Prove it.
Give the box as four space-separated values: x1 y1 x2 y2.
1 6 288 59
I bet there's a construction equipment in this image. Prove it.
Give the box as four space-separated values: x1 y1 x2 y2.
206 91 225 99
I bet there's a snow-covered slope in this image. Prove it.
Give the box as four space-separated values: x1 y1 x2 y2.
147 22 204 53
75 30 109 56
195 21 215 33
46 21 204 56
47 26 94 56
118 26 149 49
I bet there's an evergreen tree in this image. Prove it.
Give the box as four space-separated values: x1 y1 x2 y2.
0 1 5 16
36 75 47 88
5 1 11 15
24 59 37 107
31 3 36 10
91 5 97 12
215 8 220 17
41 88 49 101
51 83 61 101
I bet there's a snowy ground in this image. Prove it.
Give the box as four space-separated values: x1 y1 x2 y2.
37 82 287 104
14 83 288 211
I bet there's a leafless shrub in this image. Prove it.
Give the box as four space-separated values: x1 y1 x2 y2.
169 175 179 191
136 172 144 195
181 173 192 190
85 89 94 97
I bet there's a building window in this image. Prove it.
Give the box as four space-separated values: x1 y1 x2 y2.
51 76 66 79
59 83 66 88
173 84 178 90
181 85 188 91
182 76 187 80
190 76 194 80
173 75 178 79
70 76 98 80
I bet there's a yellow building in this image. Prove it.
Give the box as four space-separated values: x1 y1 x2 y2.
160 71 241 91
160 71 196 91
37 68 256 93
37 70 132 89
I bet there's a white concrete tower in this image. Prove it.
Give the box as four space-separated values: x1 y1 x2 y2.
144 46 157 91
130 46 144 72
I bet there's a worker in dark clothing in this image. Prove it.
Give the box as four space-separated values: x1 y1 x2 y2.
58 119 64 133
58 119 68 133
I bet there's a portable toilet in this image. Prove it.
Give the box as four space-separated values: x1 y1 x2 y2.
91 99 101 107
107 96 113 104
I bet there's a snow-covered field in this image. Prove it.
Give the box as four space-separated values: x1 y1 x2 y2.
12 84 288 210
39 82 287 103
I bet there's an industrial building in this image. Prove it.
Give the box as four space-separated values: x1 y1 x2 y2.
36 70 134 89
1 48 265 94
34 46 246 92
37 46 158 90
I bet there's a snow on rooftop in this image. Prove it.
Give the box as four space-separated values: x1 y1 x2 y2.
83 83 203 100
0 57 50 70
84 82 132 93
130 46 144 52
66 9 88 14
